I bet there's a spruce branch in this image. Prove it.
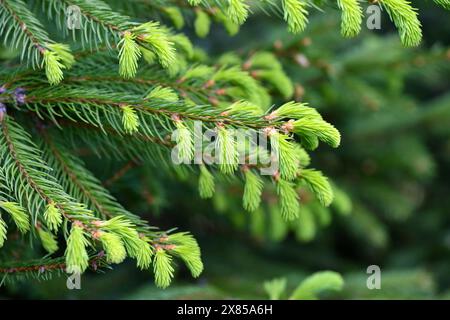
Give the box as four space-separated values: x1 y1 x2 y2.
41 0 133 45
0 0 74 84
0 0 50 68
42 132 134 220
41 0 177 77
5 0 435 290
0 116 93 223
0 253 107 283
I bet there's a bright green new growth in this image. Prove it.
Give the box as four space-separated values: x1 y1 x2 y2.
244 52 295 99
276 179 300 220
121 105 140 135
259 69 294 99
0 0 438 91
199 165 215 199
226 100 263 116
282 0 309 33
42 50 65 85
292 118 341 148
264 271 345 300
243 169 264 212
65 224 90 274
300 169 334 207
47 43 75 69
171 34 194 59
289 271 344 300
1 0 445 291
264 277 287 300
194 10 211 38
182 0 431 46
170 232 204 278
99 216 152 268
164 7 185 30
118 32 142 79
0 201 29 233
337 0 363 37
174 120 194 163
132 22 176 69
146 86 179 102
249 52 283 71
270 131 300 181
380 0 422 47
295 207 316 241
188 0 203 5
43 203 62 232
227 0 250 25
296 146 311 167
135 240 153 270
332 185 352 216
269 101 322 121
216 10 240 36
38 228 59 254
98 231 127 264
153 249 175 289
95 218 152 271
183 65 214 80
300 134 319 151
0 218 7 248
216 126 239 174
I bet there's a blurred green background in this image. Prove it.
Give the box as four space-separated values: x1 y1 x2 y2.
1 1 450 299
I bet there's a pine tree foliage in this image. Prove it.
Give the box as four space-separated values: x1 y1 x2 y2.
0 0 448 289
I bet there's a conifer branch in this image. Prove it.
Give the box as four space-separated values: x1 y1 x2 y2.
0 0 49 67
0 0 75 84
0 253 106 275
0 0 445 291
1 116 93 223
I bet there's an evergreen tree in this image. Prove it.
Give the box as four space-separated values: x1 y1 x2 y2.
0 0 449 297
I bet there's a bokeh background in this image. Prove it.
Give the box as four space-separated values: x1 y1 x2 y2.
1 1 450 299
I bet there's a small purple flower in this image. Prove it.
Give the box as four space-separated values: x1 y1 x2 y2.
0 85 6 94
14 87 26 105
0 102 6 122
14 87 26 94
16 94 26 105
